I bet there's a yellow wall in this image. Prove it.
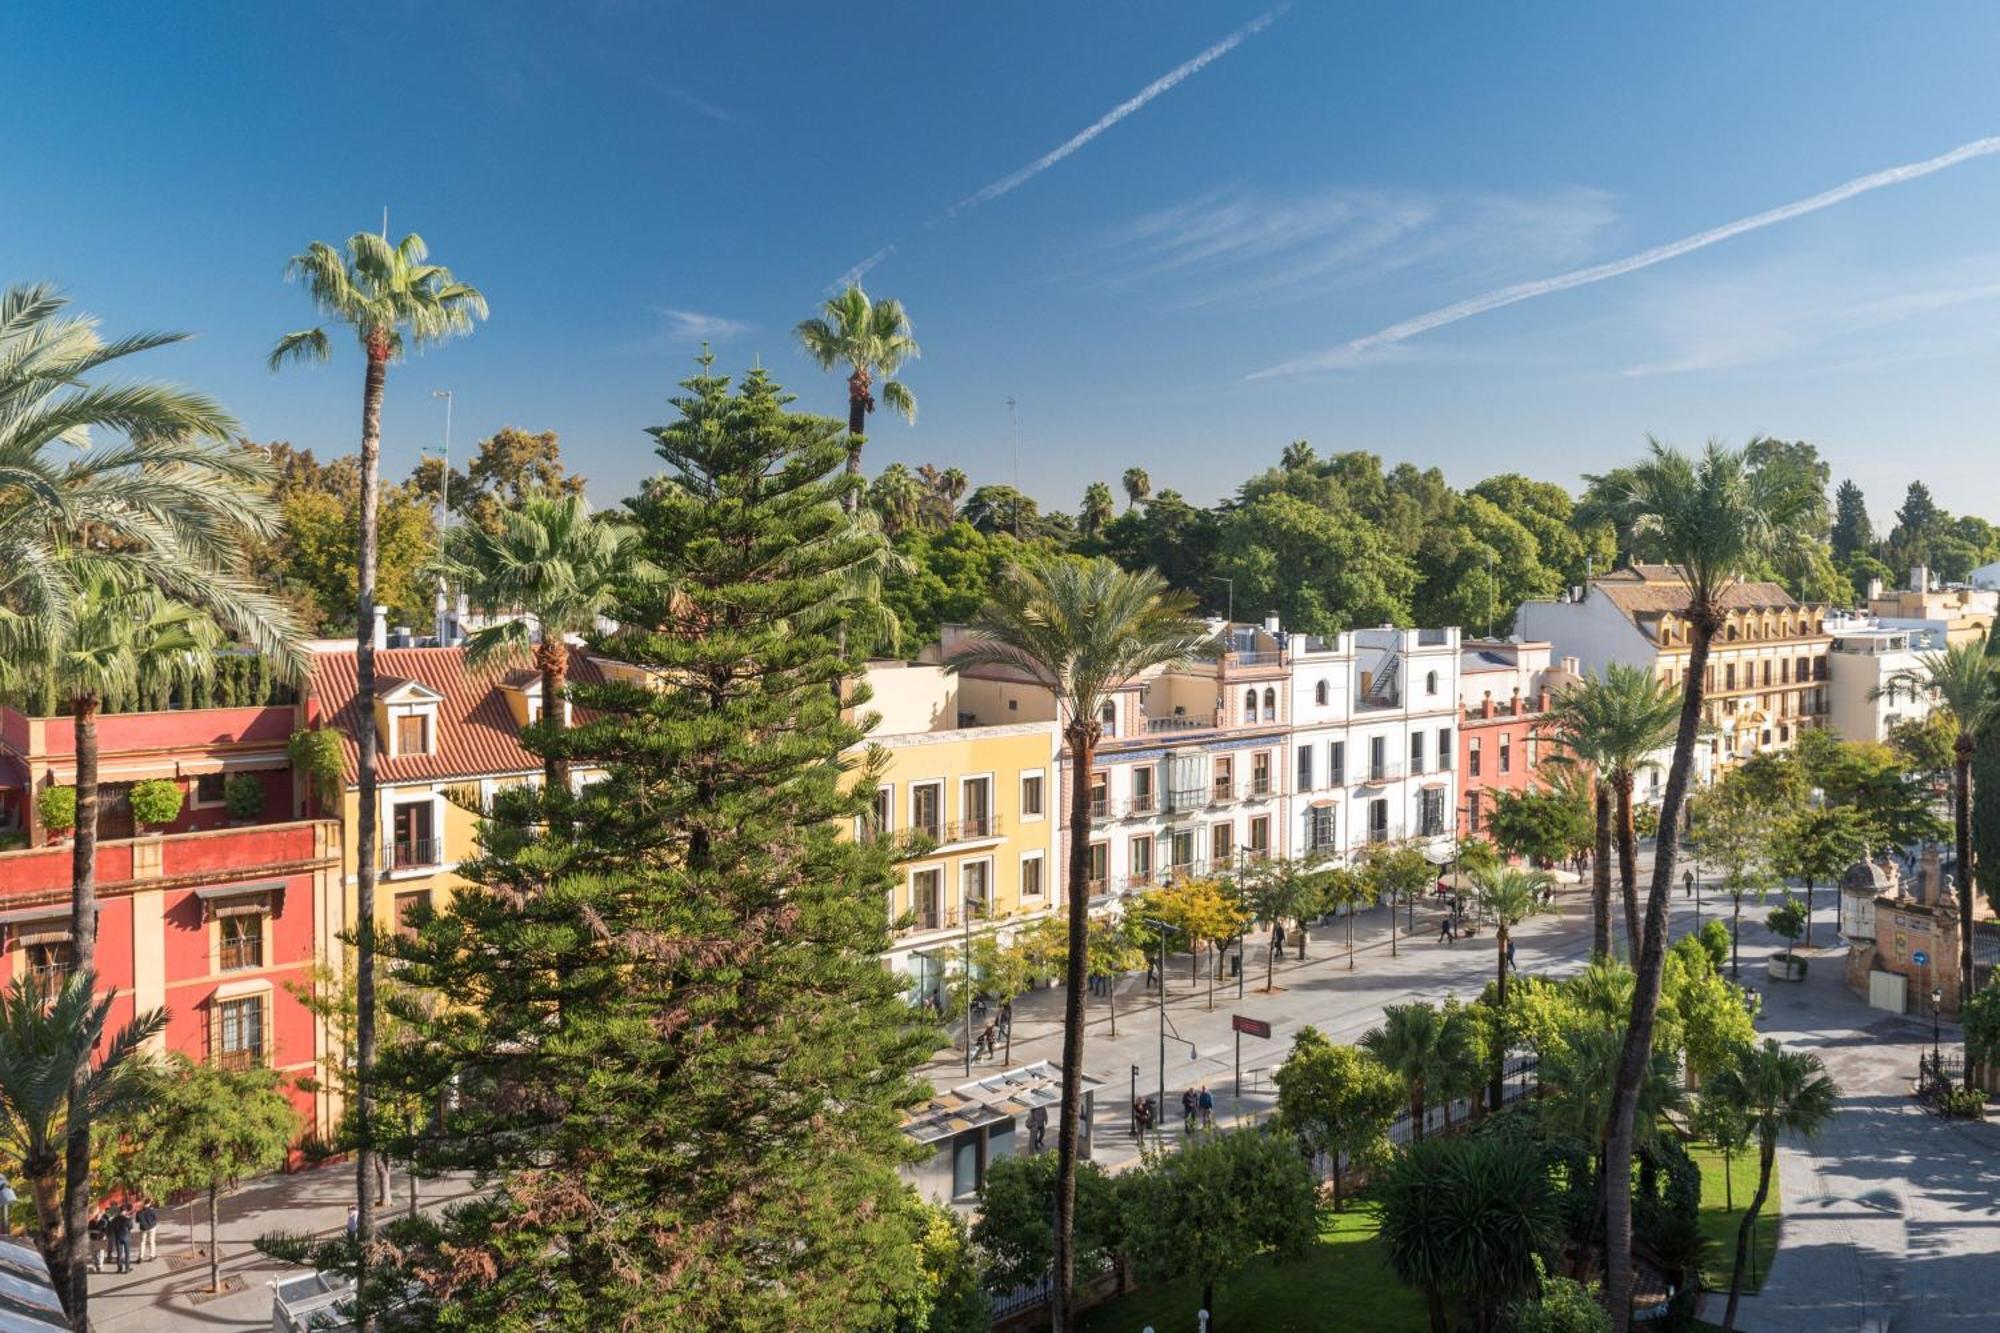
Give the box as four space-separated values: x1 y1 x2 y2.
336 775 514 934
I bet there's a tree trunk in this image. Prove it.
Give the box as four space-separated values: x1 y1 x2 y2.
206 1185 220 1295
1802 876 1814 949
1489 925 1509 1114
1265 924 1277 992
353 340 389 1323
1723 1148 1733 1211
1050 723 1097 1332
1331 1158 1344 1212
1722 1140 1776 1330
843 369 869 512
1424 1286 1448 1333
1732 894 1742 978
1203 1278 1215 1329
1106 981 1116 1039
1593 779 1613 958
1614 773 1640 961
1409 1088 1425 1144
1604 616 1713 1332
1957 743 1976 1084
29 1169 62 1272
537 636 570 793
60 692 100 1328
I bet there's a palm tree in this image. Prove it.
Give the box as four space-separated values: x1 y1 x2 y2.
1361 1001 1468 1144
1078 481 1114 540
1378 1137 1560 1333
867 463 925 537
1598 440 1815 1331
271 230 486 1254
1547 667 1680 959
1474 867 1553 1112
916 464 967 528
1708 1040 1838 1330
1122 467 1151 510
794 285 919 506
947 559 1211 1331
1878 640 2000 1029
433 493 652 790
0 973 163 1272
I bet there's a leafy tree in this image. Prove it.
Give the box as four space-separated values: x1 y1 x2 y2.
1212 490 1415 634
1769 805 1871 949
960 484 1044 539
1320 865 1374 969
113 1056 298 1294
1135 877 1251 1005
1273 1026 1400 1210
267 467 440 631
1687 1093 1751 1213
916 464 969 529
1659 935 1757 1085
947 557 1210 1329
0 974 162 1268
1084 916 1147 1038
1889 480 1944 567
272 227 486 1261
127 777 183 830
867 463 927 537
1889 713 1956 784
1238 855 1328 991
1377 1136 1560 1333
795 284 919 499
1514 1273 1612 1333
1487 787 1591 869
1121 466 1151 510
1879 641 2000 1029
1765 896 1807 954
971 1151 1121 1294
1961 980 2000 1084
1362 844 1433 960
1829 479 1873 564
433 492 655 789
1707 1041 1837 1330
410 426 586 535
371 360 938 1329
1120 1128 1318 1327
36 787 74 837
1361 1001 1472 1144
880 521 1026 650
893 1203 991 1333
1477 867 1556 1110
1101 488 1222 602
1077 481 1115 541
1597 440 1816 1330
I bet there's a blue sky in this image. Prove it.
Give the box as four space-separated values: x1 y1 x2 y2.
9 4 2000 526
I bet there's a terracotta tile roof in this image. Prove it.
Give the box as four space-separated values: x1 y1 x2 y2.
1594 570 1802 619
304 646 604 785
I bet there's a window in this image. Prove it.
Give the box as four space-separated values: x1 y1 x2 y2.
1089 772 1109 820
1763 660 1773 687
1425 670 1439 696
1262 687 1277 721
1437 728 1453 769
1369 736 1387 781
1498 733 1511 775
1099 701 1116 736
194 773 228 807
868 786 893 841
1249 816 1270 856
1307 805 1334 852
1130 835 1153 882
1410 731 1425 775
389 801 437 870
961 861 990 915
1368 799 1389 843
1465 792 1481 834
1088 843 1109 888
1131 766 1156 814
216 995 265 1071
396 713 429 756
1243 689 1258 723
1781 658 1791 683
1330 741 1345 785
1468 736 1481 777
912 783 942 840
1314 679 1329 707
1210 822 1233 863
1251 752 1271 796
1214 755 1234 801
1020 773 1045 820
218 912 264 971
1297 744 1315 791
960 777 992 838
1725 663 1737 691
25 939 73 989
1020 853 1045 899
393 889 431 941
1171 829 1197 869
913 868 943 930
1419 789 1445 837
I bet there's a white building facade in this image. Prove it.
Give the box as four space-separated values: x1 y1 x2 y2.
1823 615 1944 743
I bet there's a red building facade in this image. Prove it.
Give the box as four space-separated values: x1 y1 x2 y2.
1456 640 1571 842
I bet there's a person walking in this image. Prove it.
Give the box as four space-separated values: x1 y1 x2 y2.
1027 1103 1048 1154
87 1210 107 1273
997 998 1013 1043
974 1020 997 1061
1506 938 1518 973
136 1200 158 1262
346 1204 359 1242
1272 921 1286 961
1437 914 1455 945
1683 868 1694 899
1181 1087 1198 1134
107 1206 133 1275
1198 1084 1215 1129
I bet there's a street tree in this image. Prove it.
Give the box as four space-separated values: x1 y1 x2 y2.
972 1152 1122 1295
1769 805 1872 950
1688 780 1772 978
1476 867 1556 1111
1363 844 1434 960
1273 1027 1400 1211
1687 1093 1751 1214
949 559 1210 1330
1238 855 1328 991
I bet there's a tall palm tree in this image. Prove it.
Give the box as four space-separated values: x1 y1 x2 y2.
1708 1040 1837 1330
1122 466 1151 511
1598 440 1814 1331
1548 667 1680 959
916 463 967 528
1878 639 2000 1032
794 285 919 507
272 230 486 1255
1078 481 1115 541
947 558 1211 1332
1474 867 1553 1111
432 493 654 790
0 973 163 1271
1543 690 1615 959
866 463 925 537
1361 1001 1469 1144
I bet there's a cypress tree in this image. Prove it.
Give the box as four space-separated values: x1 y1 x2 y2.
377 358 936 1329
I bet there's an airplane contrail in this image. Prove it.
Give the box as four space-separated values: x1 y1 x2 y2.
942 5 1287 221
1248 133 2000 379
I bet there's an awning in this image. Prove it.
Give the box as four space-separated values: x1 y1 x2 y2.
194 881 284 919
213 977 273 1002
1421 842 1458 866
174 752 289 778
1308 798 1337 810
41 760 178 786
0 906 68 927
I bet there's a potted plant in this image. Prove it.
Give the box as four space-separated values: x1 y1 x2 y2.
38 786 76 844
222 773 264 825
129 778 185 833
1766 895 1809 981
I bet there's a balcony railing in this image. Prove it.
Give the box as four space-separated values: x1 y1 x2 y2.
1165 787 1209 814
900 900 993 935
1144 713 1217 734
1361 763 1407 784
384 837 442 871
1221 650 1285 670
219 935 264 972
1091 794 1159 823
214 1045 265 1073
941 814 1003 842
1245 777 1273 799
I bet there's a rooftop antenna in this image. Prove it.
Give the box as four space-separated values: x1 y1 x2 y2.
1486 549 1495 638
430 389 454 532
1006 395 1020 540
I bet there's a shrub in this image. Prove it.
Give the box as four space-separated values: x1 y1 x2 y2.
1765 896 1807 951
1697 918 1731 971
38 786 75 833
223 773 265 821
129 778 184 830
288 729 343 807
1513 1273 1611 1333
1940 1086 1988 1120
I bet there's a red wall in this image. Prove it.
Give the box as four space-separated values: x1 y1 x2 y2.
29 706 295 758
1458 709 1556 841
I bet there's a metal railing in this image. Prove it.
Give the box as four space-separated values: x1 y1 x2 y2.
1144 713 1217 733
384 837 442 871
1165 787 1210 813
1361 762 1406 784
1222 650 1285 670
219 934 264 972
214 1045 265 1073
941 814 1003 842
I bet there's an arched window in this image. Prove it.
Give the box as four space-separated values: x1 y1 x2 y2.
1314 679 1329 707
1262 687 1277 720
1425 670 1439 696
1244 689 1258 722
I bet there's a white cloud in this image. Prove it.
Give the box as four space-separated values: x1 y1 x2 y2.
657 308 751 343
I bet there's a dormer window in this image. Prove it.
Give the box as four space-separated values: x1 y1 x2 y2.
375 678 446 759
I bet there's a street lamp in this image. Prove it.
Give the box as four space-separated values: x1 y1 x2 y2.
1932 983 1944 1079
1144 916 1174 1139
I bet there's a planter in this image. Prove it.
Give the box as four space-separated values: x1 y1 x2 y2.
1767 952 1808 982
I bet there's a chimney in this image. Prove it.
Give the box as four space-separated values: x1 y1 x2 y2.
1264 612 1281 634
371 604 388 652
1911 565 1930 593
1482 691 1494 719
1866 577 1883 602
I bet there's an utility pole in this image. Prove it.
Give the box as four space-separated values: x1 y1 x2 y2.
1006 395 1020 541
431 389 454 532
1209 576 1234 626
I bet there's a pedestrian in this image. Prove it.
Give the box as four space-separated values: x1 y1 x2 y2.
1198 1084 1215 1129
136 1199 158 1262
1506 938 1518 972
87 1211 106 1273
998 999 1013 1042
1272 921 1286 958
1181 1087 1198 1133
346 1204 359 1242
975 1021 997 1060
1133 1096 1153 1135
1684 869 1694 899
1437 915 1454 945
1027 1103 1048 1154
107 1206 132 1275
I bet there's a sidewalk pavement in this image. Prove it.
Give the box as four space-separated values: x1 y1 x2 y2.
87 1163 476 1332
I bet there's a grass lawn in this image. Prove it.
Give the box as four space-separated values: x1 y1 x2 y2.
1078 1200 1426 1332
1691 1142 1779 1295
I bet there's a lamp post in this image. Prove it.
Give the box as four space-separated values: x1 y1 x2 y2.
963 887 977 1076
1933 983 1944 1080
1208 576 1234 627
1144 916 1173 1139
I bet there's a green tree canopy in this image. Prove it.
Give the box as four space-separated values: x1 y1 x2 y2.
1273 1026 1401 1210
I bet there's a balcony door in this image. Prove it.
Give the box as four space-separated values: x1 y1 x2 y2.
391 801 435 869
911 783 942 841
97 783 135 840
961 777 991 838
